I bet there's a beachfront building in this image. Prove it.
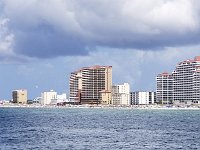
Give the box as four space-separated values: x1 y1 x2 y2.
130 91 156 105
99 90 112 105
69 71 82 104
41 90 57 105
69 65 112 104
32 97 41 104
156 72 173 104
112 83 130 105
12 89 28 104
156 56 200 105
172 56 200 104
193 69 200 104
57 93 68 104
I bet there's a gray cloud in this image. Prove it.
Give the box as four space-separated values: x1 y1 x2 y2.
1 0 200 58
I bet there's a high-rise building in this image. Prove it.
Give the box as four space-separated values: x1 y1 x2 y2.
69 71 82 103
156 72 173 104
156 56 200 105
12 89 28 104
130 91 156 105
112 83 130 105
69 65 112 104
172 56 200 104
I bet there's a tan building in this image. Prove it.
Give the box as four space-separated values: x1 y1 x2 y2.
70 65 112 104
99 90 112 105
12 89 28 104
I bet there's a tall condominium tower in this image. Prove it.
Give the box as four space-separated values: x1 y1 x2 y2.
172 56 200 104
156 56 200 105
156 72 173 104
69 65 112 104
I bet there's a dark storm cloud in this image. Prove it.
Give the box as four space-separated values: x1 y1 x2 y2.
14 23 88 58
1 0 200 58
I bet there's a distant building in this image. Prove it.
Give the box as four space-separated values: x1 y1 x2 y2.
41 90 57 105
130 91 156 105
112 83 130 105
32 97 41 104
69 65 112 104
99 90 112 105
156 72 173 104
12 89 28 104
173 56 200 104
156 56 200 105
57 93 68 104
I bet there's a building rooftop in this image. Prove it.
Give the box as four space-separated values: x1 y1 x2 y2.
178 56 200 65
157 72 172 77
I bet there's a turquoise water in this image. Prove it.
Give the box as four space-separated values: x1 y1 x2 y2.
0 107 200 150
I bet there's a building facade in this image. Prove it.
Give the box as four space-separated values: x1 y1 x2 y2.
12 89 28 104
156 56 200 105
69 65 112 104
130 91 155 105
69 71 82 103
156 72 173 104
41 90 57 105
112 83 130 105
172 56 200 104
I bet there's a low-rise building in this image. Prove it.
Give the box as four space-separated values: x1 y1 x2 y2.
99 90 112 105
130 91 156 105
32 97 41 104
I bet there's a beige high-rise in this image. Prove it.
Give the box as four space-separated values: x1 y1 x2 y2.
69 65 112 104
12 89 28 104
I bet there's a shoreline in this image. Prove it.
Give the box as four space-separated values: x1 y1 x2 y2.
0 104 200 110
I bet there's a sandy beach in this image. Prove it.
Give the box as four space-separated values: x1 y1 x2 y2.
1 103 200 110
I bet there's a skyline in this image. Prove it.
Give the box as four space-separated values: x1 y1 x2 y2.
1 1 200 99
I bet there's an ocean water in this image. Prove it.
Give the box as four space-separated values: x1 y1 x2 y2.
0 107 200 150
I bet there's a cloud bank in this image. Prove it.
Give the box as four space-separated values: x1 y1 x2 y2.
1 0 200 58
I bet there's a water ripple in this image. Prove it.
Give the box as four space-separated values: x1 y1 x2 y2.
0 108 200 149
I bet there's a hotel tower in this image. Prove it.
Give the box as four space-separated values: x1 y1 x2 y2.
69 65 112 104
156 72 173 104
156 56 200 104
172 56 200 104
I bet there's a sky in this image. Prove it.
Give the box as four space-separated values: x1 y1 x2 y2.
1 0 200 100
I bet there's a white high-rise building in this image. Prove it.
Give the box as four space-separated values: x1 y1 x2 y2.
172 56 200 104
156 56 200 105
112 83 130 105
156 72 173 104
